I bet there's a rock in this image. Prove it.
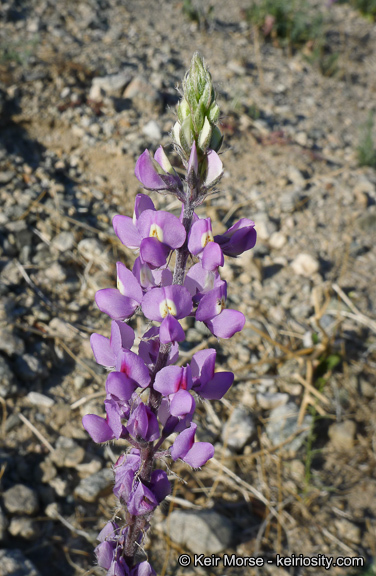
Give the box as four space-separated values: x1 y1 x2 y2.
269 231 287 250
14 354 47 381
77 238 105 260
222 405 256 452
0 506 9 540
266 403 312 451
257 393 289 410
287 166 306 187
48 317 77 341
37 459 57 483
0 329 24 356
50 477 69 497
51 231 75 252
360 378 374 398
280 190 302 212
0 171 15 184
328 420 356 451
291 253 319 277
0 549 41 576
76 458 102 478
123 75 160 109
74 468 113 502
91 70 132 96
44 261 67 282
0 356 18 398
8 517 39 540
167 510 234 554
3 484 39 515
254 215 278 241
27 392 55 408
51 437 85 468
334 518 361 544
142 120 162 142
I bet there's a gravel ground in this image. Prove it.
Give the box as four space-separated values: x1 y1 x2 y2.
0 1 376 575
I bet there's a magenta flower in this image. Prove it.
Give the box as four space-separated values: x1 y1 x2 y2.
135 147 182 192
90 320 135 368
191 349 234 399
95 262 143 321
170 422 214 468
214 218 257 257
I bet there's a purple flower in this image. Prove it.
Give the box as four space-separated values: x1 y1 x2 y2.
170 423 214 468
90 320 135 368
214 218 257 257
95 262 143 321
149 469 171 503
195 281 245 339
127 481 158 516
95 521 119 570
135 147 182 192
114 451 141 501
131 562 156 576
114 206 186 269
203 149 223 188
132 257 172 291
188 217 224 271
115 349 151 389
127 403 160 442
142 285 192 344
138 326 179 371
82 413 115 443
154 365 193 395
191 349 234 399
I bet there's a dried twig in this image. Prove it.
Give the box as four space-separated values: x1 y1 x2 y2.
18 412 55 453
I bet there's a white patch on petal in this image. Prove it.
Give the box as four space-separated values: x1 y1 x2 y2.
140 265 153 287
117 277 126 295
149 223 164 242
201 230 214 248
159 298 177 318
215 297 226 315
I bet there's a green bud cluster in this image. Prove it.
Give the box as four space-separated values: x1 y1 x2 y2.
173 52 223 160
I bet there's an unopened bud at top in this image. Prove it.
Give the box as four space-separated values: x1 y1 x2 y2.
173 52 223 160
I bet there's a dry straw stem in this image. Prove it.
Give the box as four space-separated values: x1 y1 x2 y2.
18 412 55 453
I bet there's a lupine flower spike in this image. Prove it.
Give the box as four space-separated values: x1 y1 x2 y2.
83 52 256 575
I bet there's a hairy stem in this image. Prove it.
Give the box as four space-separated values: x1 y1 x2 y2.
123 191 196 566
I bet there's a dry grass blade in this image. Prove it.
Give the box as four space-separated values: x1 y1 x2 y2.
18 412 55 453
70 390 106 410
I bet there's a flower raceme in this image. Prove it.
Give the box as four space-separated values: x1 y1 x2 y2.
82 53 256 576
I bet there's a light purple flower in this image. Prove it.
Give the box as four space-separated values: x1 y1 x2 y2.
127 403 160 442
191 349 234 399
215 218 257 257
138 326 179 371
203 149 223 188
170 422 214 468
95 262 143 321
142 285 192 322
113 194 155 250
131 561 156 576
132 257 173 291
135 147 182 192
127 481 158 516
115 349 151 389
82 413 115 443
154 365 193 395
95 521 119 570
90 320 135 368
195 281 245 338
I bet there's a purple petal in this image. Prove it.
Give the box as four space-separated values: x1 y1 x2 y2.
95 288 139 321
135 149 167 190
95 541 115 570
159 315 185 344
82 414 115 443
127 403 160 442
170 423 196 461
214 218 257 257
150 470 171 503
90 333 115 367
140 237 170 269
204 149 223 187
154 146 174 174
113 215 141 249
170 389 195 417
131 561 156 576
110 321 135 354
132 257 155 290
183 442 215 468
97 521 119 543
154 365 192 395
137 210 186 250
104 398 123 440
191 349 216 384
106 372 136 401
127 481 158 516
187 140 198 176
138 327 179 368
141 285 192 321
184 262 220 297
134 193 155 220
201 242 224 271
116 262 143 303
116 349 151 388
195 283 227 322
198 371 234 400
206 309 245 338
188 218 214 256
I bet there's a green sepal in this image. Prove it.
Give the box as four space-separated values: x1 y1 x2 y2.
208 103 220 123
177 98 190 124
209 125 223 152
180 116 194 157
192 103 205 133
199 82 212 112
198 117 212 152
